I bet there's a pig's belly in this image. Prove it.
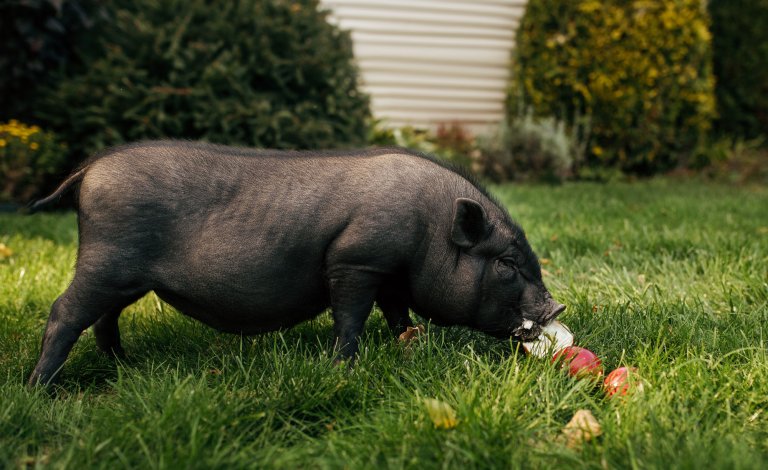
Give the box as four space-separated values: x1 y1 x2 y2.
152 271 331 334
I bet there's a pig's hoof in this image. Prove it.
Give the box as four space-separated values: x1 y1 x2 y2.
101 346 126 359
27 373 58 390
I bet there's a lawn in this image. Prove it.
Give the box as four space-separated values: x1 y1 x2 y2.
1 179 766 469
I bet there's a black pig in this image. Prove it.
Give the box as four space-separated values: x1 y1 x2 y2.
28 142 564 385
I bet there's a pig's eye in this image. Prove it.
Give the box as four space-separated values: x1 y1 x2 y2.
496 258 518 273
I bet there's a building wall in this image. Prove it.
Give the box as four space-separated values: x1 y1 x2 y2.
321 0 528 132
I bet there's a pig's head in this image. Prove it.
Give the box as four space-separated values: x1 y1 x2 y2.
446 197 565 341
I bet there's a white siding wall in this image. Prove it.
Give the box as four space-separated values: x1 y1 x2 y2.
321 0 528 132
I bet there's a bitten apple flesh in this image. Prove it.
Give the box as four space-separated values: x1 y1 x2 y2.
522 320 574 358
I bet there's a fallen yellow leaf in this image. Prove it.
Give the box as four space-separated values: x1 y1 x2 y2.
423 398 458 430
0 243 13 259
560 409 602 448
398 324 425 344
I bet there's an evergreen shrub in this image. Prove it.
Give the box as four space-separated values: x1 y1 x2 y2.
43 0 370 160
0 0 106 122
709 0 768 139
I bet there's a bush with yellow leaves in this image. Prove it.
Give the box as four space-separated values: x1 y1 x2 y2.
511 0 716 175
0 120 66 204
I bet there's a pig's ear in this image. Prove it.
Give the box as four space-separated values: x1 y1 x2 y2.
451 198 490 248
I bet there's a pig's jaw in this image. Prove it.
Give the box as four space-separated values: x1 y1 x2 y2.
512 319 543 341
511 300 566 340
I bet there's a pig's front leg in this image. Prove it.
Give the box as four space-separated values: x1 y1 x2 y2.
376 282 413 337
327 269 380 362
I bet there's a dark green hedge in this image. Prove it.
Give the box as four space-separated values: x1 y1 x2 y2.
709 0 768 140
0 0 106 123
41 0 370 159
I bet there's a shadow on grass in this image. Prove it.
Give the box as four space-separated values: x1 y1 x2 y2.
45 306 520 398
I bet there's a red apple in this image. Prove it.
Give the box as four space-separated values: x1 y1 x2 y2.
604 367 644 397
552 346 603 378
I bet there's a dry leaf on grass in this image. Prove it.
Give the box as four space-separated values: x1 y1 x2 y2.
560 409 602 448
398 324 425 343
423 398 458 430
0 243 13 259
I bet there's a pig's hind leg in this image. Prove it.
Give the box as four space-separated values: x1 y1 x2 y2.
28 273 145 387
93 310 125 357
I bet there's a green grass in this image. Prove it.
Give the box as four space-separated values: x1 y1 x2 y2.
1 179 766 469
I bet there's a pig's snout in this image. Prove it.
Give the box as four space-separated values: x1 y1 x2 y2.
540 302 566 324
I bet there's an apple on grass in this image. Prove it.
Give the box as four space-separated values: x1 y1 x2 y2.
552 346 603 379
604 367 644 397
